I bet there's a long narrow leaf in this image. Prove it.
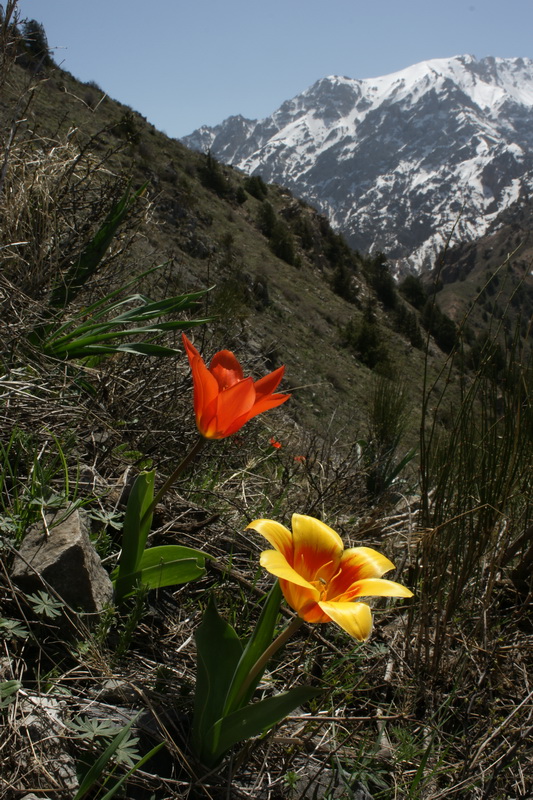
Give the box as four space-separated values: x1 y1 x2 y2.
70 342 183 358
45 267 172 337
44 291 208 346
223 580 282 715
47 317 209 353
73 719 136 800
210 685 322 766
41 290 210 358
192 597 243 764
60 284 209 329
98 741 165 800
385 448 417 487
108 293 207 322
114 471 155 602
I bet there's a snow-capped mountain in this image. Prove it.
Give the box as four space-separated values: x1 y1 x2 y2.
182 55 533 272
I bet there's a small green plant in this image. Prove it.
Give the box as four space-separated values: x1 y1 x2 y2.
284 770 299 794
191 584 321 768
69 715 132 743
47 183 146 310
0 617 29 640
0 429 81 544
112 469 209 603
68 715 145 768
27 590 64 619
0 680 22 709
71 716 163 800
31 265 210 362
360 374 416 498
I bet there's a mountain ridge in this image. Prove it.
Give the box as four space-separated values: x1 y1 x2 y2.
182 55 533 273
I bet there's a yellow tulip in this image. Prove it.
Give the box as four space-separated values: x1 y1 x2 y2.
247 513 413 640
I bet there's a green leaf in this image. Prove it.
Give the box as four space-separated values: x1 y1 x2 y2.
111 341 180 356
73 718 136 800
33 257 212 361
114 471 155 602
223 580 282 715
58 342 183 358
0 680 22 708
137 544 210 571
27 590 64 618
97 741 165 800
209 685 322 766
115 544 209 594
386 448 417 486
192 597 243 764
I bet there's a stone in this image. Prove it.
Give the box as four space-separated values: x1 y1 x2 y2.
19 695 78 793
293 769 374 799
11 507 114 613
21 795 52 800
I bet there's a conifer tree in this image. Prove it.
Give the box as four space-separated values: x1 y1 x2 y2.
21 18 52 67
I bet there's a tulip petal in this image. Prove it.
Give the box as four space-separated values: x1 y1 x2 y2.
341 547 396 577
182 332 202 365
318 601 373 641
291 514 344 583
281 579 329 622
253 366 285 398
224 392 291 437
191 363 220 434
260 550 319 594
210 377 255 437
246 519 293 561
249 390 292 415
209 349 244 389
182 334 220 436
335 578 414 602
328 547 397 597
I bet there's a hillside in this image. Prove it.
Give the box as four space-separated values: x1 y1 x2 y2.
432 197 533 342
0 55 455 448
1 18 532 800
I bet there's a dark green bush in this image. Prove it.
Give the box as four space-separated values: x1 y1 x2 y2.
364 252 397 309
341 305 389 370
244 174 268 200
421 300 458 353
399 274 427 309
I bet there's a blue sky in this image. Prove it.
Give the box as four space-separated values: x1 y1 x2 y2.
14 0 533 138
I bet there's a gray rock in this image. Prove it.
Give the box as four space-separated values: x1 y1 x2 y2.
21 795 52 800
11 507 114 613
19 695 78 793
294 768 374 799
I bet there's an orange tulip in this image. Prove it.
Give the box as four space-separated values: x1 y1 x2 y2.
247 513 413 640
182 333 290 440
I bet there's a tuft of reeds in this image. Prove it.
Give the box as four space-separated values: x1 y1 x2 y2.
412 292 532 675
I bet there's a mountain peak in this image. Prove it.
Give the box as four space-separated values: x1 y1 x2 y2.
182 56 533 271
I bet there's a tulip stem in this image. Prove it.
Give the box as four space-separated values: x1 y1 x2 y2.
142 436 206 526
234 615 305 708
